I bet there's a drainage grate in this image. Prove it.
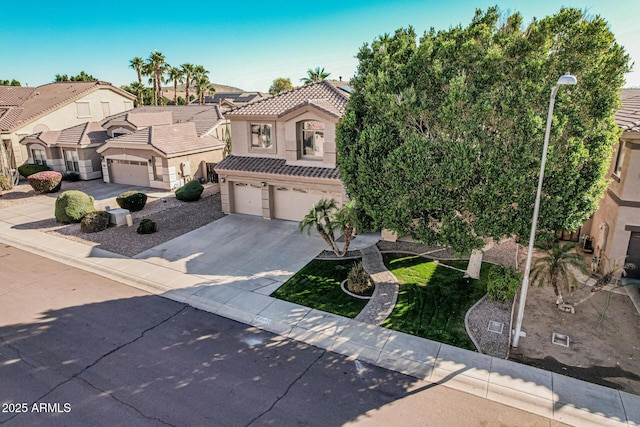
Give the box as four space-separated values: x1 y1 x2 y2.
552 332 570 347
488 320 504 334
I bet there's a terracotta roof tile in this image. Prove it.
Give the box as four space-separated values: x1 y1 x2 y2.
616 94 640 132
215 155 341 180
225 81 350 118
21 121 109 147
0 81 135 132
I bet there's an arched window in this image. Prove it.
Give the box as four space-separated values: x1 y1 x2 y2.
299 120 324 159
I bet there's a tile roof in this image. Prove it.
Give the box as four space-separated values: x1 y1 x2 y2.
102 105 225 137
225 80 351 118
99 121 224 157
21 121 109 147
0 81 135 132
616 94 640 132
215 155 341 180
190 92 270 106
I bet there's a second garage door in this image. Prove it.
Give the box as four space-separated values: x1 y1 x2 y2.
108 159 150 187
626 232 640 279
273 187 339 222
233 183 262 216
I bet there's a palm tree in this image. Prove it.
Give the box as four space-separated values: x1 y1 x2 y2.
193 65 211 104
299 199 357 257
300 67 330 85
165 66 184 105
129 57 145 105
181 63 195 103
147 51 166 106
125 82 147 107
530 242 589 305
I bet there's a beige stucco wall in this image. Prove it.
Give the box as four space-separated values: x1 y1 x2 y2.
229 107 338 168
620 146 640 202
6 89 134 166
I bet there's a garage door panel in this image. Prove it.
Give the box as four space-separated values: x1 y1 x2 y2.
109 160 150 187
234 183 262 216
273 188 339 222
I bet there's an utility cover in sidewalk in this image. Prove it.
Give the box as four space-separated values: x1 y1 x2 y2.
488 320 504 334
552 332 570 347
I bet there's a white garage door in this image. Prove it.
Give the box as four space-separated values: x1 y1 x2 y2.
273 187 339 222
108 159 150 187
233 183 262 216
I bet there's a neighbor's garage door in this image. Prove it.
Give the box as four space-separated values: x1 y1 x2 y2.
108 159 150 187
273 187 339 222
233 183 262 216
626 232 640 279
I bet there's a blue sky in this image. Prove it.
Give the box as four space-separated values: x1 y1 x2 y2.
2 1 639 92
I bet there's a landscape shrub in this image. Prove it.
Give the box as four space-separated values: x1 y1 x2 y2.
80 211 110 233
54 190 95 223
486 264 521 302
0 173 11 190
175 179 203 202
27 171 62 193
137 218 157 234
62 171 81 182
18 163 51 178
116 191 148 212
347 262 372 295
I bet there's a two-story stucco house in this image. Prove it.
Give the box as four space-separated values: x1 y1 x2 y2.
582 90 640 279
214 81 351 221
0 81 136 179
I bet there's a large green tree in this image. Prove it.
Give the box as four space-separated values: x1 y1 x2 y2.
55 71 97 82
336 7 630 254
269 77 293 94
1 79 21 86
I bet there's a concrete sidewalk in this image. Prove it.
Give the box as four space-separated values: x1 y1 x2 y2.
0 202 638 427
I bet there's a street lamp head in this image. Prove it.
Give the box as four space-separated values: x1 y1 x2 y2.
557 73 577 85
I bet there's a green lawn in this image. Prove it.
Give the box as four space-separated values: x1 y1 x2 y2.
381 253 489 350
271 258 368 318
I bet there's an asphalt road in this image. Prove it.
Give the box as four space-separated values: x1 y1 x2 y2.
0 244 567 426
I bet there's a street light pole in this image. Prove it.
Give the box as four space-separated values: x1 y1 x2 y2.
512 73 577 348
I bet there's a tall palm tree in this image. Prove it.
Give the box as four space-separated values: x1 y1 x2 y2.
129 57 145 105
142 60 156 106
181 63 195 103
147 51 166 106
299 199 356 257
165 66 184 105
193 65 211 104
300 67 330 85
530 242 589 305
126 81 147 107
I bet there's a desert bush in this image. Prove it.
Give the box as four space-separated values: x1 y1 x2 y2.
175 179 203 202
18 163 50 178
27 171 62 193
137 218 157 234
0 173 11 190
116 191 148 212
54 190 95 223
347 262 372 295
80 211 110 233
62 171 81 182
486 264 521 302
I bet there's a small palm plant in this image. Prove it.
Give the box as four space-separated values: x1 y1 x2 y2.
299 199 357 257
530 242 589 306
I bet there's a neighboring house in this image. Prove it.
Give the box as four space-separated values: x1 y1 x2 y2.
97 106 227 189
0 81 135 178
214 80 351 221
582 90 640 278
190 92 270 111
20 122 109 180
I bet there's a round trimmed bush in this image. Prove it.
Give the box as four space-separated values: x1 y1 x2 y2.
80 211 110 233
18 163 51 178
175 179 204 202
62 172 81 182
136 218 157 234
116 191 148 212
27 171 62 193
55 190 96 224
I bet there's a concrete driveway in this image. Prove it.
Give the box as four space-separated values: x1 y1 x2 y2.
134 214 329 295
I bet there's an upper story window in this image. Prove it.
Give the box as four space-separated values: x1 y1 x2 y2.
101 101 111 116
250 123 272 149
613 141 626 178
300 120 324 160
76 101 91 118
